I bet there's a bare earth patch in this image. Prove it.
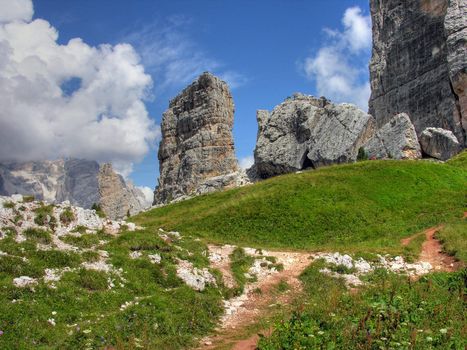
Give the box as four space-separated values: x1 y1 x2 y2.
199 249 312 350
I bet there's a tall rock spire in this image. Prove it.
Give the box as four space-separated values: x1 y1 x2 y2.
154 72 242 204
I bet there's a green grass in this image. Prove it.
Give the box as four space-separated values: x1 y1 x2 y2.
437 220 467 263
24 227 52 245
229 247 256 295
60 207 75 225
134 160 466 256
258 263 467 350
0 229 225 349
34 204 56 227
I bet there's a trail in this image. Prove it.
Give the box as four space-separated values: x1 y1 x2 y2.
401 223 462 272
199 248 312 350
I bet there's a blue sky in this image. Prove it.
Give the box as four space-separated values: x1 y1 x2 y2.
2 0 372 192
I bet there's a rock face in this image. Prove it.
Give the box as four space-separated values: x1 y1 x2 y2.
369 0 466 151
0 159 148 219
98 163 147 219
420 127 462 160
252 94 375 178
154 72 240 204
363 113 422 160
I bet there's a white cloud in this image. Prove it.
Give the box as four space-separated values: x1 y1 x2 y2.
0 0 159 175
303 6 372 111
136 186 154 206
239 155 254 170
123 18 246 92
0 0 33 23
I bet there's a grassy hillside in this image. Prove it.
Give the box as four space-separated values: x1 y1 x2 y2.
134 159 466 255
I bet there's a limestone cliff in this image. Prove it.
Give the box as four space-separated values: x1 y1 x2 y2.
154 72 241 204
369 0 466 148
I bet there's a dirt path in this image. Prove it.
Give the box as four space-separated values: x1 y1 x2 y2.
401 224 461 272
199 249 312 350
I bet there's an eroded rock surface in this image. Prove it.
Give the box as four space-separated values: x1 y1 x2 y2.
154 72 241 204
98 163 147 219
253 94 375 178
420 127 462 160
363 113 422 159
0 159 148 219
369 0 466 150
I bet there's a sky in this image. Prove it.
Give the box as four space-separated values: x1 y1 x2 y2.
0 0 372 196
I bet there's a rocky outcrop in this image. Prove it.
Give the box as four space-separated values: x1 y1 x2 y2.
420 127 462 160
154 72 241 204
369 0 466 151
0 159 148 219
363 113 422 160
252 94 375 178
98 163 147 219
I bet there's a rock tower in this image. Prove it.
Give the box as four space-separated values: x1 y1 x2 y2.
154 72 241 204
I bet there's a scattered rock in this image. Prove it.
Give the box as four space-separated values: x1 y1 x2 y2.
13 276 38 288
154 72 240 204
419 127 462 160
363 113 422 159
252 94 375 178
176 259 216 291
148 254 161 264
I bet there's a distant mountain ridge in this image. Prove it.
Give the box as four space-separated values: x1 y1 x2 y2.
0 159 149 219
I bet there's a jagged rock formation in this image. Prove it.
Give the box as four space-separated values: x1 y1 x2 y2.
98 163 146 219
0 159 148 219
252 94 375 178
420 127 462 160
363 113 422 160
154 72 241 204
369 0 466 151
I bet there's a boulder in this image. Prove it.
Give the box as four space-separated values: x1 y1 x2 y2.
363 113 422 160
154 72 240 204
419 127 462 160
253 94 375 178
369 0 466 148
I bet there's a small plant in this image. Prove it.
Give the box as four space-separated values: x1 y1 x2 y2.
24 228 52 244
34 204 56 227
76 269 108 291
22 195 35 203
275 279 290 293
3 201 15 209
357 147 368 161
59 207 75 225
71 225 87 234
329 263 356 274
81 250 101 262
91 203 105 218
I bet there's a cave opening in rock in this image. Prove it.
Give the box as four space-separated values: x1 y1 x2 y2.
301 154 314 170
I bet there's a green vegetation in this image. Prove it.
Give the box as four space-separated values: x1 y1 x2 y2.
91 203 106 218
134 160 466 256
357 146 368 161
34 204 56 227
0 229 225 349
2 201 15 209
59 207 75 225
24 227 52 245
22 195 35 203
258 263 466 349
62 233 102 249
230 247 256 295
437 220 467 263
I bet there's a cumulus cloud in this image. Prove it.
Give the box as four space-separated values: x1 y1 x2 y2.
123 17 247 92
136 186 154 206
303 6 372 111
0 0 33 23
0 0 159 176
239 155 254 170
